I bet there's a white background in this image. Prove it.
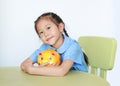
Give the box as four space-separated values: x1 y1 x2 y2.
0 0 120 86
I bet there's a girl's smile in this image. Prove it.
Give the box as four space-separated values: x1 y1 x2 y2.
46 36 54 41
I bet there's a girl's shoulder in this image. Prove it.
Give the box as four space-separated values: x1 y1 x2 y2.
66 36 80 47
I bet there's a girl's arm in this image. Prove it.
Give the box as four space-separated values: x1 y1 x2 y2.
20 58 73 76
20 58 34 72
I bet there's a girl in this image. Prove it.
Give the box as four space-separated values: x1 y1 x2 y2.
20 12 88 76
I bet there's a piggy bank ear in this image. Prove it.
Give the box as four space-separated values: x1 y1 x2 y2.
39 53 42 55
39 53 43 60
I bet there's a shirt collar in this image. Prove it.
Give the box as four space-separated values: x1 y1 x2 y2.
57 34 72 54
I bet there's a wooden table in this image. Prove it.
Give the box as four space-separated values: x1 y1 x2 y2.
0 67 110 86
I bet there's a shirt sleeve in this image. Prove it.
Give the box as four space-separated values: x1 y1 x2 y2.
63 41 84 64
29 48 42 63
29 44 47 63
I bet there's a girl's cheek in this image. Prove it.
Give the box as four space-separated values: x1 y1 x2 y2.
40 38 45 42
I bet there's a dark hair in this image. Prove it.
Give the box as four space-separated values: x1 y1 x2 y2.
34 12 69 37
83 52 89 66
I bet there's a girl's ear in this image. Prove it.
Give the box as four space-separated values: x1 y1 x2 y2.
58 23 64 32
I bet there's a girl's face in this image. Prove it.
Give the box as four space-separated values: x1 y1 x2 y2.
36 18 64 48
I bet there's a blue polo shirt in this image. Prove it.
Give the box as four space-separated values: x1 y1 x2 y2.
29 34 88 72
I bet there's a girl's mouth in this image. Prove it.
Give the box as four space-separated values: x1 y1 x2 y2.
46 36 54 41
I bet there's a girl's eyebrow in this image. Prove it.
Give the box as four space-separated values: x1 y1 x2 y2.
38 28 42 32
38 28 43 33
38 24 51 32
45 24 51 27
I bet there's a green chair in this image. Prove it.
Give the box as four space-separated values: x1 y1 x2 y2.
78 36 117 79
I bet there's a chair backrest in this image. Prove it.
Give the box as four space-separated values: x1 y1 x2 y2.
78 36 117 79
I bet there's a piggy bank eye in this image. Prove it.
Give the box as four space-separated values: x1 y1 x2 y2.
40 57 43 60
49 57 52 60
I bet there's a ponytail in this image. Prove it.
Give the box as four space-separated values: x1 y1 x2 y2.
83 52 89 66
63 28 69 37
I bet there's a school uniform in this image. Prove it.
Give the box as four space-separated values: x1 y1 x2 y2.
29 34 88 72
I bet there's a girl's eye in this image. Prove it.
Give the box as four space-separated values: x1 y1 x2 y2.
47 27 51 30
39 32 43 35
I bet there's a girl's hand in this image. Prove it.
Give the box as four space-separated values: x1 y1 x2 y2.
38 62 58 67
39 62 49 67
20 58 34 73
51 63 59 66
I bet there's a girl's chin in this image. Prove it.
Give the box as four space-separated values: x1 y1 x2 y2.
46 42 55 46
49 43 58 48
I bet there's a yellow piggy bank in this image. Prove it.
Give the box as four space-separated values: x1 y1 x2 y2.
38 49 61 66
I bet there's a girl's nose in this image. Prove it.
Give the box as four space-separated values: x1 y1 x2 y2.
44 31 49 37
